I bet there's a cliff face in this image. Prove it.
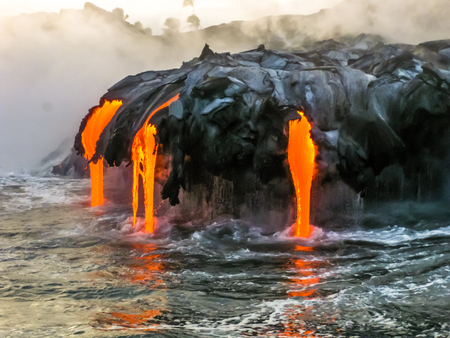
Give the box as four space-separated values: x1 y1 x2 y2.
69 36 450 227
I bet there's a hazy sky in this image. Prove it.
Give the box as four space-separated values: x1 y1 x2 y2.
1 0 448 172
0 0 343 171
1 0 342 34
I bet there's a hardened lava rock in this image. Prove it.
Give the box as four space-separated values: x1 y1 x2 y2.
72 35 450 205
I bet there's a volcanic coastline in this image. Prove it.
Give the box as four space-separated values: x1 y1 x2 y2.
53 35 450 231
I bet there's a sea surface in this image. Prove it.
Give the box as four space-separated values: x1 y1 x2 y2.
1 173 450 337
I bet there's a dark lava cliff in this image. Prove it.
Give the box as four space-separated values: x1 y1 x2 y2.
64 35 450 227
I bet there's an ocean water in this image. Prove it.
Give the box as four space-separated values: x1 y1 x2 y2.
1 173 450 337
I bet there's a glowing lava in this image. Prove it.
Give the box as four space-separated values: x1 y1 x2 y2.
81 100 122 207
287 112 316 238
131 94 180 233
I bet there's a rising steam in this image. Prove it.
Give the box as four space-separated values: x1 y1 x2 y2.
1 0 449 172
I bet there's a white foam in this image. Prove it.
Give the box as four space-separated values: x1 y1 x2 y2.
0 174 89 213
325 225 450 246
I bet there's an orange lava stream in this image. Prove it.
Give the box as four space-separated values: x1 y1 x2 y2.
131 94 180 233
287 113 316 238
81 100 122 206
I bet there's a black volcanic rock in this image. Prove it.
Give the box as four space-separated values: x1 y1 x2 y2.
72 36 450 210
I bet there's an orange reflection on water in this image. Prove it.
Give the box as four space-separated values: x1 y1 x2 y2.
127 243 164 286
277 307 318 338
288 113 316 238
106 310 161 331
277 246 327 337
287 245 321 299
295 246 313 252
95 243 166 331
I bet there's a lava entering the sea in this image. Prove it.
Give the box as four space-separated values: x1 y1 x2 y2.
131 94 180 233
288 113 316 238
67 39 450 236
81 100 122 207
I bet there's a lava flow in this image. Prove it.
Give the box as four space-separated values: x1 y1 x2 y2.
131 94 180 233
287 113 316 238
81 100 122 206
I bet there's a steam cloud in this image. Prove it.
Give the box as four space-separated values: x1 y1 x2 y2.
0 0 449 172
0 3 193 171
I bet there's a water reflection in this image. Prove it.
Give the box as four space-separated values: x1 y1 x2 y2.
287 245 322 298
107 310 161 331
279 245 326 337
94 242 329 334
94 242 166 331
127 243 165 286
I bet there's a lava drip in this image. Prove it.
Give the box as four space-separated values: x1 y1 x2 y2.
287 112 316 238
131 94 180 233
81 100 122 206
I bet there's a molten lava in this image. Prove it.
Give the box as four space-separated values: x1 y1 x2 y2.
81 100 122 206
131 94 180 233
287 113 316 238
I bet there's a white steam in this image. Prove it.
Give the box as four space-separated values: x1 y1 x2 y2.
0 0 448 172
0 4 198 172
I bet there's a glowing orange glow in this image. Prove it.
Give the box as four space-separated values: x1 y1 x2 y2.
81 100 122 206
93 243 166 332
280 244 325 337
295 245 313 252
288 289 315 297
287 258 319 298
132 123 158 233
128 243 164 285
131 94 180 233
279 247 324 336
109 310 161 330
287 245 323 299
278 304 317 337
288 112 316 238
